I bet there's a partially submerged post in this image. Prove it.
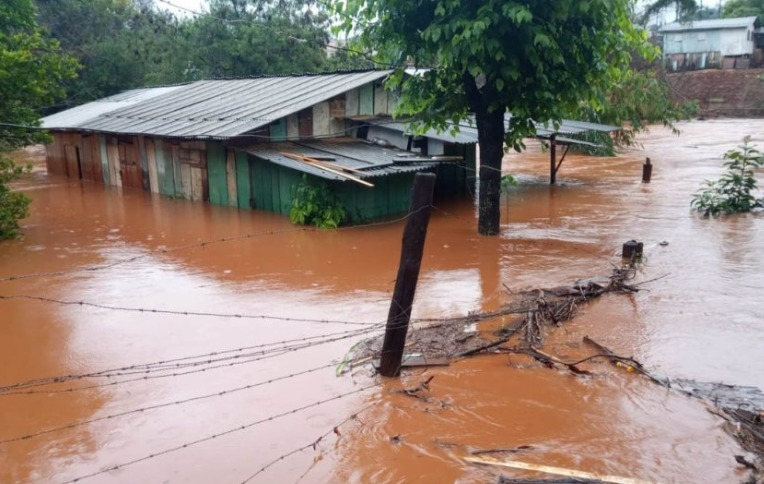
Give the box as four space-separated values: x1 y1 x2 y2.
642 157 653 183
549 134 557 185
622 240 644 261
379 172 437 377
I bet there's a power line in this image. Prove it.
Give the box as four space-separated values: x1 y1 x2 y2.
0 294 379 326
53 383 379 484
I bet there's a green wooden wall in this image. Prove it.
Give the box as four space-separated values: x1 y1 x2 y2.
235 151 251 209
248 155 303 215
206 141 229 206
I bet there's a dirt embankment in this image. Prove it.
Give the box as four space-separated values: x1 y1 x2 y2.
667 69 764 117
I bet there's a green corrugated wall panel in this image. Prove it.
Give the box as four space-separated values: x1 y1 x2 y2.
271 166 282 214
277 167 300 215
206 142 228 206
99 136 110 185
389 173 415 214
235 151 251 209
250 156 271 211
359 84 374 115
154 139 175 197
270 119 287 142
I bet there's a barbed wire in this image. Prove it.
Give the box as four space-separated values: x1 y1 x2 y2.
53 383 380 484
0 325 385 396
0 360 351 445
0 294 378 326
238 399 379 483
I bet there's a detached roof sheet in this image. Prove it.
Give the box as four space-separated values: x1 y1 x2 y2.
41 86 184 130
659 16 757 32
44 70 392 138
246 138 437 182
368 115 618 145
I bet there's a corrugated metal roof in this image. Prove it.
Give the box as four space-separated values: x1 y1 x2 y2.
41 86 185 130
366 115 618 145
63 70 392 138
246 138 437 182
659 16 757 33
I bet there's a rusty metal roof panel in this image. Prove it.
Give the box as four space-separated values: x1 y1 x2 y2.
246 139 437 181
41 86 185 130
80 70 393 138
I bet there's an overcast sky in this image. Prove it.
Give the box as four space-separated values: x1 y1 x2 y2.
156 0 207 16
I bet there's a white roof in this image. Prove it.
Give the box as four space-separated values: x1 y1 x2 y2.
659 16 757 33
41 86 185 130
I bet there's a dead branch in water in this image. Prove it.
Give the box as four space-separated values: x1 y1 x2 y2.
514 266 639 348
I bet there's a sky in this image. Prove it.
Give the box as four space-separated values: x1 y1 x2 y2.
155 0 207 16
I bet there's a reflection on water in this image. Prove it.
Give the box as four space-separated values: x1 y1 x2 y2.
0 120 762 483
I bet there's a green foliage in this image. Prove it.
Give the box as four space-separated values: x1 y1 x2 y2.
1 0 75 239
0 156 32 239
500 174 517 193
691 136 764 217
289 175 345 229
723 0 764 24
1 0 77 147
36 0 363 104
571 68 698 155
336 0 645 149
335 0 648 234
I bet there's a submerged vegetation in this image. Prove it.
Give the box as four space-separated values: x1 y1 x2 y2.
289 175 346 229
691 136 764 217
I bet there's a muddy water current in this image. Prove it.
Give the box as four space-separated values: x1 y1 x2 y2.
1 120 763 483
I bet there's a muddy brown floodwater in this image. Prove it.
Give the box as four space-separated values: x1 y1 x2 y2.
1 120 763 484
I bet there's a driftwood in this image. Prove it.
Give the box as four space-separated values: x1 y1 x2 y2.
516 266 638 348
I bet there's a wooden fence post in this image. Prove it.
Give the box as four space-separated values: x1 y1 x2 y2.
378 172 437 377
642 157 653 183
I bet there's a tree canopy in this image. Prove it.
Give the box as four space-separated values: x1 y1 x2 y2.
335 0 648 235
1 0 76 239
34 0 370 106
723 0 764 24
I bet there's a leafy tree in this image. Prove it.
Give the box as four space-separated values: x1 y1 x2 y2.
36 0 188 103
691 136 764 217
336 0 646 235
637 0 698 25
572 67 697 155
722 0 764 24
183 0 335 78
1 0 77 239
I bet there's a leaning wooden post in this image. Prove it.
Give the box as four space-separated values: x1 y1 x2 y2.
550 134 557 185
378 172 437 377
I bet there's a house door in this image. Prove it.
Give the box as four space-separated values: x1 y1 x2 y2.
64 144 81 179
118 141 142 189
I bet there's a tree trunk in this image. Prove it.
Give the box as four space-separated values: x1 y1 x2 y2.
475 109 505 235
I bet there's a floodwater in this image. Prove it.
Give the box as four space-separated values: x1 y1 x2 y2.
1 119 762 484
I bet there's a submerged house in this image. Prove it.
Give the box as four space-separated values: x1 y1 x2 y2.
41 70 475 224
659 16 760 70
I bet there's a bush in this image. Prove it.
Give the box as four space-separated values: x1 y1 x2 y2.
691 136 764 217
289 175 346 229
0 156 32 240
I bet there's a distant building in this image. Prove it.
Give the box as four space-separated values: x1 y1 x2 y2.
659 16 760 70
